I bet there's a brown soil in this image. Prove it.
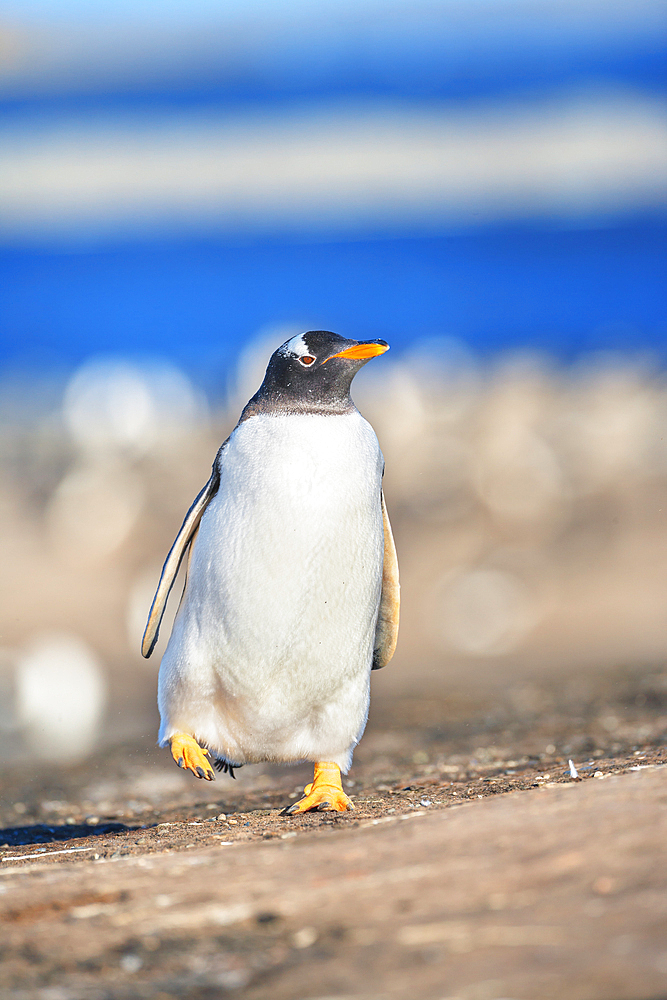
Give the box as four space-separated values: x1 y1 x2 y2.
1 673 666 1000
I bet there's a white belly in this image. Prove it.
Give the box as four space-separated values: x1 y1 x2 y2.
157 410 384 771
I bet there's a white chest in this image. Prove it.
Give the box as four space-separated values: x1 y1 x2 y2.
185 410 385 660
214 410 382 529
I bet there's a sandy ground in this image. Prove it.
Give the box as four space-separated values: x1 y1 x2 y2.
1 669 667 1000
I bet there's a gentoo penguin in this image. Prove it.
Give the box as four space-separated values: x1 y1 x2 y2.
142 331 399 813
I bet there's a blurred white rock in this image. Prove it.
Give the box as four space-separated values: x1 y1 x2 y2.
15 633 107 762
475 428 565 525
437 567 540 656
46 460 144 566
556 362 660 493
62 357 208 456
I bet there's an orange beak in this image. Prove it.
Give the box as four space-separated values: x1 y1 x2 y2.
326 341 389 362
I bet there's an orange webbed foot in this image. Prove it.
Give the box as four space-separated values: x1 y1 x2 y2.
169 733 215 780
281 762 354 815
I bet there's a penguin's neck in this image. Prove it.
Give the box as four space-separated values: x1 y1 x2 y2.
239 380 356 421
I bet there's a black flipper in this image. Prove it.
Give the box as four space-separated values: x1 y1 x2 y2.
141 450 223 658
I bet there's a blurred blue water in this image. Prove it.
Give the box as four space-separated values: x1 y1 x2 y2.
1 30 664 123
3 216 665 395
1 2 665 391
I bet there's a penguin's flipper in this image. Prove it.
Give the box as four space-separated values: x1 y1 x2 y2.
141 464 220 658
372 490 400 670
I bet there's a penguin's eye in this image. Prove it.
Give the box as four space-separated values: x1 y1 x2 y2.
299 355 316 367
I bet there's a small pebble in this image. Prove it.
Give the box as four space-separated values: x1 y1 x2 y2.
216 813 227 821
292 926 318 949
120 954 143 974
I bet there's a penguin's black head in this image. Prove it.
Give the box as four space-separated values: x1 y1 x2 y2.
243 331 389 417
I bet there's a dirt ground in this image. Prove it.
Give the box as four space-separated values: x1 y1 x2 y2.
1 668 667 1000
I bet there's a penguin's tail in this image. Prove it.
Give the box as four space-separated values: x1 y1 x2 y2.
213 757 242 779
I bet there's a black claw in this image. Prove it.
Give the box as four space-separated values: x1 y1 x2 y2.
281 802 299 816
177 757 185 768
196 765 205 778
213 758 242 778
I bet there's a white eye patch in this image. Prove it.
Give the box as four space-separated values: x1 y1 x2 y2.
283 333 315 360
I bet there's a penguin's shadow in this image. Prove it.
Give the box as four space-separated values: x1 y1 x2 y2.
0 821 133 848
